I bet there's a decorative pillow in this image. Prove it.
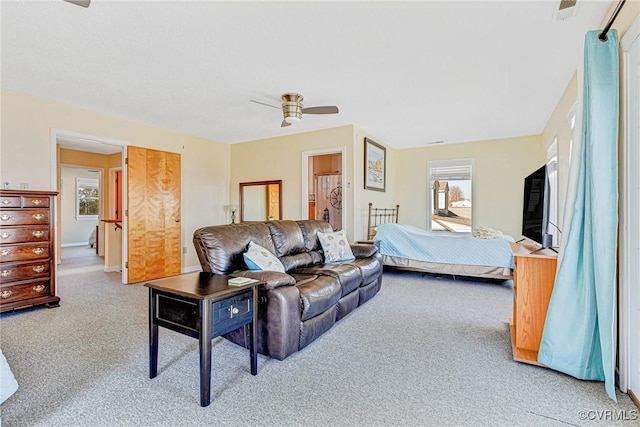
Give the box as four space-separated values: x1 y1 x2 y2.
317 230 355 263
472 226 503 239
243 241 285 272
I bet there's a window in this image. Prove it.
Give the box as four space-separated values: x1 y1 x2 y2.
546 136 559 247
427 159 473 232
76 177 99 220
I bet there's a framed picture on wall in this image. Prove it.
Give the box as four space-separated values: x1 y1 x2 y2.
364 137 386 192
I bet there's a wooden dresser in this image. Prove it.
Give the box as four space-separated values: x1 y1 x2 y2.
0 190 60 313
509 242 558 366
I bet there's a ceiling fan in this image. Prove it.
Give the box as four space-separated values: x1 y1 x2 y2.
251 93 339 128
63 0 91 8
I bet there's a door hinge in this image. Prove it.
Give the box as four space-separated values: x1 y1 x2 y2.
125 262 128 268
125 157 128 165
125 209 128 216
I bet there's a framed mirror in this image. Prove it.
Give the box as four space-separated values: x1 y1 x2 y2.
239 180 282 222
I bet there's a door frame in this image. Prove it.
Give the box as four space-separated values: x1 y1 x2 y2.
301 147 346 229
50 129 129 283
618 16 640 402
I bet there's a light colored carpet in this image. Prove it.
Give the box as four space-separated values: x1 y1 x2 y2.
0 267 637 426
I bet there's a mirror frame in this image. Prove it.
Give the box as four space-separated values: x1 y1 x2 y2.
239 180 282 222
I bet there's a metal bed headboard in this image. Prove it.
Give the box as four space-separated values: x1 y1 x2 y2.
367 202 399 240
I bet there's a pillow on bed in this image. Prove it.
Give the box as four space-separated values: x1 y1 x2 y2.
243 241 285 272
317 230 355 262
472 226 503 239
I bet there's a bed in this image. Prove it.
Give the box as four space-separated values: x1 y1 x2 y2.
367 204 514 280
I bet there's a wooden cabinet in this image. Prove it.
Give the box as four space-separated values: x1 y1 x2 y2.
0 190 60 313
509 242 558 366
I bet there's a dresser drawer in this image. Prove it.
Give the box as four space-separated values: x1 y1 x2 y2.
0 197 20 208
0 260 50 283
0 227 49 244
0 279 50 304
22 196 50 208
0 243 50 262
0 210 50 226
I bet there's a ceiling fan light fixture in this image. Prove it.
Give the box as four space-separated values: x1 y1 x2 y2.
282 93 304 123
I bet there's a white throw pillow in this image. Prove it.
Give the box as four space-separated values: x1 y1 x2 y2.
243 241 285 272
472 226 503 239
317 230 355 263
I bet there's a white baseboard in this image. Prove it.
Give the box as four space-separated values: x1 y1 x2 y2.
103 266 121 273
61 242 89 247
182 265 202 274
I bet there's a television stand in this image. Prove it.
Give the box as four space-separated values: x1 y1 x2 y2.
530 246 558 254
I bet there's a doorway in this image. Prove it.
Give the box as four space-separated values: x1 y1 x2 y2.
303 149 344 231
59 166 102 270
52 129 127 282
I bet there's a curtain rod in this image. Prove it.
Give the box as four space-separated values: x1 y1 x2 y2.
598 0 626 41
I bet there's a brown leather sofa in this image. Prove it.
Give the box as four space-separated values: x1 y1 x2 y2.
193 220 383 360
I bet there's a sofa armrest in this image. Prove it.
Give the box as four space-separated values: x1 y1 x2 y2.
231 270 296 290
350 243 378 259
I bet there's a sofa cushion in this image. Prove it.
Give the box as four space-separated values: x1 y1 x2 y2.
346 257 382 284
297 275 341 321
267 220 306 257
279 252 314 272
292 263 362 297
193 223 275 274
317 230 355 262
296 220 333 251
243 241 285 272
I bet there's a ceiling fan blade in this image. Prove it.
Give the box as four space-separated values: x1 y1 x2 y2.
250 99 281 110
281 120 291 128
301 106 339 115
63 0 91 7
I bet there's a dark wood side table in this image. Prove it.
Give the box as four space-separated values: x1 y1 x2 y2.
145 272 260 407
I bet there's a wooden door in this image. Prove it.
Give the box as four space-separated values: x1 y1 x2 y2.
127 146 181 283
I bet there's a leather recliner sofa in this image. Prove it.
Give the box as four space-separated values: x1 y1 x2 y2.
193 220 383 360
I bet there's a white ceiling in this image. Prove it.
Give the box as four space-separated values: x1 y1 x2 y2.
1 1 612 149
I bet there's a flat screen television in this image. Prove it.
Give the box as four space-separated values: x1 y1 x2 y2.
522 165 550 246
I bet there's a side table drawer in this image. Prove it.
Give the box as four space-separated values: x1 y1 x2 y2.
212 290 253 336
156 293 199 333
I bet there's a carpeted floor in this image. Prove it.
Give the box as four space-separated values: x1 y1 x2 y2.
0 266 637 426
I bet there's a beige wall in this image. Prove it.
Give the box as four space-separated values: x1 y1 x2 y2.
1 89 230 272
395 135 544 238
230 125 359 238
541 0 639 230
353 126 398 240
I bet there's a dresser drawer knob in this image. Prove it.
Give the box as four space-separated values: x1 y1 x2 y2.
0 270 12 278
32 213 45 221
32 265 46 273
32 248 45 255
231 307 239 315
1 199 10 205
32 199 43 206
33 284 46 293
32 230 45 238
0 290 12 299
0 232 11 239
0 214 11 221
1 249 10 256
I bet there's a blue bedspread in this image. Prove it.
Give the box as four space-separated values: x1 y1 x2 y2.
374 224 514 269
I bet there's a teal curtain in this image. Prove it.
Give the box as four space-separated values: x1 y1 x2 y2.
538 30 619 401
